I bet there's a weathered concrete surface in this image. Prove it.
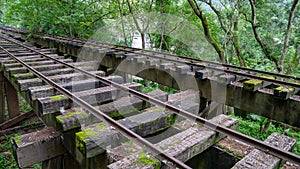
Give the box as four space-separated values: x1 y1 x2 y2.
11 62 97 82
56 90 167 132
98 89 168 119
108 114 237 169
75 123 125 158
215 137 254 160
11 127 66 168
17 70 105 91
107 142 141 165
232 133 296 169
36 82 141 115
167 89 200 119
3 60 98 82
156 114 237 163
69 90 198 167
56 90 198 168
74 107 176 158
28 75 123 101
118 107 176 137
2 58 72 69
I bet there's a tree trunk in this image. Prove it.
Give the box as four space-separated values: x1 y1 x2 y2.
118 0 128 46
248 0 278 68
141 32 145 49
187 0 225 63
233 21 246 67
278 0 299 72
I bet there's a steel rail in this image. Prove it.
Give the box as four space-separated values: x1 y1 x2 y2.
1 34 300 165
0 40 192 169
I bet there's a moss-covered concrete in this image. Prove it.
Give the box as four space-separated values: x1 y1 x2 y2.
138 151 160 168
274 86 294 93
260 75 275 80
50 95 68 101
243 79 262 91
75 123 107 155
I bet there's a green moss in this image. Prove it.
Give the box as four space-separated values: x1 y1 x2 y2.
50 95 67 101
138 151 160 167
124 147 136 153
8 67 20 71
95 124 106 130
13 134 22 144
274 86 294 93
76 124 105 141
13 74 18 80
109 111 122 118
56 111 87 124
64 111 86 119
75 134 86 154
243 79 262 91
123 141 132 145
244 79 262 85
164 113 177 125
151 118 158 125
109 107 142 119
56 116 63 124
17 72 34 78
260 75 275 80
40 137 46 142
81 128 99 138
145 107 164 113
56 111 89 131
137 123 144 130
75 124 106 154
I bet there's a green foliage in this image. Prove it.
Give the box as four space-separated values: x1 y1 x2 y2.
3 0 110 39
0 135 42 169
230 114 300 156
0 135 19 169
1 0 299 75
0 154 19 169
132 78 177 94
19 93 32 113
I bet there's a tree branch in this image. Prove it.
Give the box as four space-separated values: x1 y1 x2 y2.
248 0 278 67
199 0 245 66
126 0 145 48
187 0 225 63
117 0 128 46
278 0 299 72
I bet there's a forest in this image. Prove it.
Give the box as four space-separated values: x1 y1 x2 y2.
0 0 299 77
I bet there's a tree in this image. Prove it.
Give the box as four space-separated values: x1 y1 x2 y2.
125 0 154 49
187 0 225 63
3 0 113 39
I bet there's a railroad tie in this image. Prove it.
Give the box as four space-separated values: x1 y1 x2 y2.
108 114 237 169
232 133 296 169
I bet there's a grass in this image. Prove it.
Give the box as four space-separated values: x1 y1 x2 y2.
229 113 300 156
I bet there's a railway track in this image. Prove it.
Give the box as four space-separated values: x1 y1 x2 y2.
2 26 299 85
2 26 300 126
0 27 299 168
